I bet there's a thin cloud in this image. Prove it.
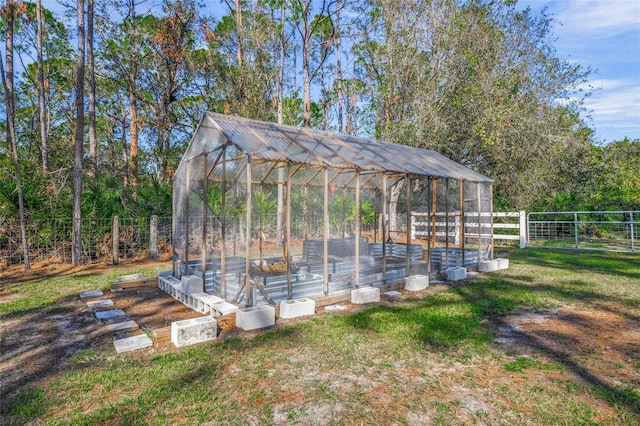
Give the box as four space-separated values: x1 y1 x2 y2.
554 0 640 38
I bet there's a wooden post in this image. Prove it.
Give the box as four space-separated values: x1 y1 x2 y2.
245 157 253 306
444 178 449 269
382 174 387 282
354 170 360 287
426 177 431 274
221 149 227 299
149 215 158 259
286 161 292 300
406 175 412 274
185 160 191 272
431 179 437 246
477 183 481 262
112 215 119 265
323 166 329 295
202 153 208 277
459 180 465 265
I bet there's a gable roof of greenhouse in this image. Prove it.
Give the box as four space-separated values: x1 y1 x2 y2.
182 112 492 183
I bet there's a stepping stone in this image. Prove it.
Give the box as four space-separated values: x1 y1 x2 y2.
103 320 139 334
113 334 153 353
80 290 103 300
87 299 114 309
96 309 126 322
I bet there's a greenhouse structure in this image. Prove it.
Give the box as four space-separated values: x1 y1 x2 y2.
168 113 494 307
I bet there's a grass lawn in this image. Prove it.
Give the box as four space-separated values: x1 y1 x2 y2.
1 249 639 425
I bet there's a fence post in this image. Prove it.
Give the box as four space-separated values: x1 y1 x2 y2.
631 212 635 252
150 215 159 259
574 213 579 249
112 215 119 265
519 210 527 248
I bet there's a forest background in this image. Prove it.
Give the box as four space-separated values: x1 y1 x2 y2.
1 0 638 267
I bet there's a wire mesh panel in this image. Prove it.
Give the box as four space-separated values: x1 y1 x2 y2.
0 215 172 268
528 211 639 252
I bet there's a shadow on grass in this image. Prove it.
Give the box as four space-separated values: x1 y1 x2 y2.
450 273 640 416
3 249 639 423
508 248 640 280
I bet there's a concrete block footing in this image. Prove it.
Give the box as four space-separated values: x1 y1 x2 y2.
181 275 204 294
171 316 218 347
351 287 380 304
495 258 510 270
405 275 429 291
279 298 316 319
159 276 239 315
478 260 499 273
446 267 467 281
236 305 276 331
114 334 153 353
210 301 239 316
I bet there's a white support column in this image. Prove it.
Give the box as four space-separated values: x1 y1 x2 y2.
519 210 527 249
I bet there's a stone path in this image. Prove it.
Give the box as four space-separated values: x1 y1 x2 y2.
80 285 152 354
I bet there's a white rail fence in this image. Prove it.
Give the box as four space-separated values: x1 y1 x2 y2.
411 211 527 249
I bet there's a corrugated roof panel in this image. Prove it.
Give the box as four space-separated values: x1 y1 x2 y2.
198 112 492 183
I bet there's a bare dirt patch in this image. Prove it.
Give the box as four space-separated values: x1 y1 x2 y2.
2 255 639 423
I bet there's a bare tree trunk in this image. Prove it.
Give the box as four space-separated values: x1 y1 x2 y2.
335 0 343 133
1 0 30 270
235 0 243 68
128 0 138 187
72 0 86 266
36 0 49 174
277 2 285 125
87 0 97 176
302 28 312 127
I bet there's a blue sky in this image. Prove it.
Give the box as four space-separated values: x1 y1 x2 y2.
520 0 640 144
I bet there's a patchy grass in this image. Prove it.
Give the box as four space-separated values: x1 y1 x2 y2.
0 261 171 319
2 249 640 425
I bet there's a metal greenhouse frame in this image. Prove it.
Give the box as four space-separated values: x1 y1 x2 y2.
171 113 494 307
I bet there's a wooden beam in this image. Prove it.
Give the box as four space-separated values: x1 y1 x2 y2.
153 326 171 343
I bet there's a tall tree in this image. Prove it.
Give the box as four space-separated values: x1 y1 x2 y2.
127 0 140 187
36 0 49 174
72 0 85 265
292 0 334 127
1 0 31 270
87 0 97 176
146 0 196 183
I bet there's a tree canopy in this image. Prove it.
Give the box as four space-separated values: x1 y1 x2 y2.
1 0 638 228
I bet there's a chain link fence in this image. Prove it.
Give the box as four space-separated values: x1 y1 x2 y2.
0 216 173 267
